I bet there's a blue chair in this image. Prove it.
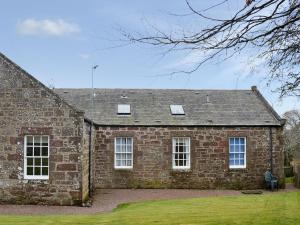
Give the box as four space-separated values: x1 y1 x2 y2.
264 170 278 191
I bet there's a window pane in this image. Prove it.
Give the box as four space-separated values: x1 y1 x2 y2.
178 160 184 166
229 138 234 145
229 145 234 153
240 159 245 165
234 138 239 145
117 153 121 160
126 160 132 166
34 167 41 175
127 138 132 145
27 136 33 145
179 139 185 145
240 153 245 160
116 160 121 167
42 167 48 176
234 159 239 165
117 104 131 114
184 146 189 153
34 136 41 146
229 153 234 160
27 147 33 156
27 167 33 175
126 153 132 160
239 145 245 152
42 147 48 156
178 146 184 153
127 144 132 153
179 153 184 160
184 138 189 146
34 147 41 156
120 160 126 166
121 145 126 153
27 158 33 166
116 138 121 145
234 145 239 152
229 159 234 166
186 158 190 166
42 158 48 166
115 145 121 153
240 138 245 144
42 136 48 146
35 158 41 166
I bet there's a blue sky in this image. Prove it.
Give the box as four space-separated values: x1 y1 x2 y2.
0 0 299 115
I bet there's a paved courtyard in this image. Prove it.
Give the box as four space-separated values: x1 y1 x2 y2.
0 184 297 215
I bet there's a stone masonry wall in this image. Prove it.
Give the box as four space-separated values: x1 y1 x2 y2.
82 123 93 202
94 126 284 189
0 55 86 205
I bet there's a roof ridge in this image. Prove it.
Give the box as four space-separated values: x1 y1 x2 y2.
54 88 251 91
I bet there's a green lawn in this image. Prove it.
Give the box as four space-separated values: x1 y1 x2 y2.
1 191 300 225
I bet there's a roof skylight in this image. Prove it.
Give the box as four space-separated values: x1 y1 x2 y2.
117 104 131 115
170 105 185 115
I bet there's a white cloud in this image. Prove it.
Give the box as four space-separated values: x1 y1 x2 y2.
17 19 80 36
79 53 91 59
163 48 217 72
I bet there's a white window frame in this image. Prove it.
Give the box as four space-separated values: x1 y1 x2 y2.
24 135 49 180
114 137 133 169
229 137 247 169
172 137 191 170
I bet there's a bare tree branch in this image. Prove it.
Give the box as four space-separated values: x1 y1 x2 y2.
125 0 300 97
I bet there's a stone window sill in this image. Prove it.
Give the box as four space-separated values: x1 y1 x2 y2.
114 167 133 171
172 168 192 172
228 168 248 172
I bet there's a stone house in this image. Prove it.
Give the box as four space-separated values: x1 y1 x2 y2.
0 53 286 205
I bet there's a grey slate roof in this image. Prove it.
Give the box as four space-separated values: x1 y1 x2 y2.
54 88 283 126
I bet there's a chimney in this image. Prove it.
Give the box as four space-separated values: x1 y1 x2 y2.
251 86 257 92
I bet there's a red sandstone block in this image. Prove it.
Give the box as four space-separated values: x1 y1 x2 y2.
70 191 81 199
9 137 17 145
69 154 79 162
57 164 77 171
51 139 63 147
68 137 81 145
7 153 19 161
51 172 65 180
51 154 63 162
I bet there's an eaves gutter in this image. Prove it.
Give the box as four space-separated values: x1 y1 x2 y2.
84 123 283 128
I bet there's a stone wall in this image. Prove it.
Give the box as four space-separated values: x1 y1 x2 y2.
0 54 86 205
81 123 90 203
94 126 284 189
81 122 95 203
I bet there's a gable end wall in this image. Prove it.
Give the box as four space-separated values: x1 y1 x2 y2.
0 55 87 205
